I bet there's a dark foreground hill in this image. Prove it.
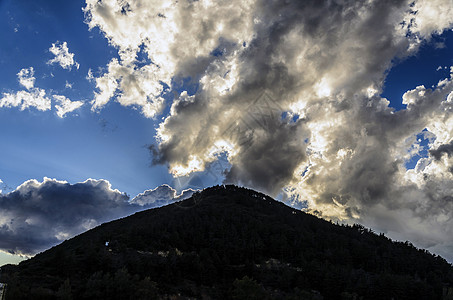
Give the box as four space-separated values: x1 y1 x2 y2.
1 185 453 299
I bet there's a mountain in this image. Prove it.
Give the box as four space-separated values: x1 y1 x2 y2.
1 185 453 299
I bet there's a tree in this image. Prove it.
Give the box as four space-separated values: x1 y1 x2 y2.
231 276 268 300
57 279 72 300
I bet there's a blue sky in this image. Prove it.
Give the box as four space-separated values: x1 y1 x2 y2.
1 0 453 265
0 0 175 197
383 29 453 111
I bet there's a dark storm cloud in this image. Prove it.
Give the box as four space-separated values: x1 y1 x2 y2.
0 178 134 255
0 179 187 256
429 140 453 160
153 0 416 197
223 115 309 194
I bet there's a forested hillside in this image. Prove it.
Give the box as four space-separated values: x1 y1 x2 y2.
2 185 453 299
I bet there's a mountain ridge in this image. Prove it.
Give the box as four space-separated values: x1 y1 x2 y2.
2 185 453 299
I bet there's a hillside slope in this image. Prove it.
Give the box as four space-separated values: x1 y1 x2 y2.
2 185 453 299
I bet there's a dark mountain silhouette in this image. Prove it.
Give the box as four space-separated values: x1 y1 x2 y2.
1 185 453 299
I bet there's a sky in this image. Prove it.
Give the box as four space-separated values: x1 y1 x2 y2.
0 0 452 265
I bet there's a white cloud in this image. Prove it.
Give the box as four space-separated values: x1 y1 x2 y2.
407 0 453 37
83 0 256 117
1 67 85 116
90 58 166 117
0 88 51 111
47 41 80 70
86 68 94 81
53 95 84 118
0 67 50 111
17 67 35 90
284 68 453 261
130 184 195 206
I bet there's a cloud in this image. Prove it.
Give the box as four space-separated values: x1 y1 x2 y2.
83 0 255 117
429 140 453 160
407 0 453 37
150 0 422 191
0 67 51 111
0 67 84 116
47 41 80 70
90 58 166 117
287 72 453 261
0 178 132 255
0 179 190 256
130 184 195 207
53 95 84 118
17 67 35 90
0 89 51 112
85 0 453 261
